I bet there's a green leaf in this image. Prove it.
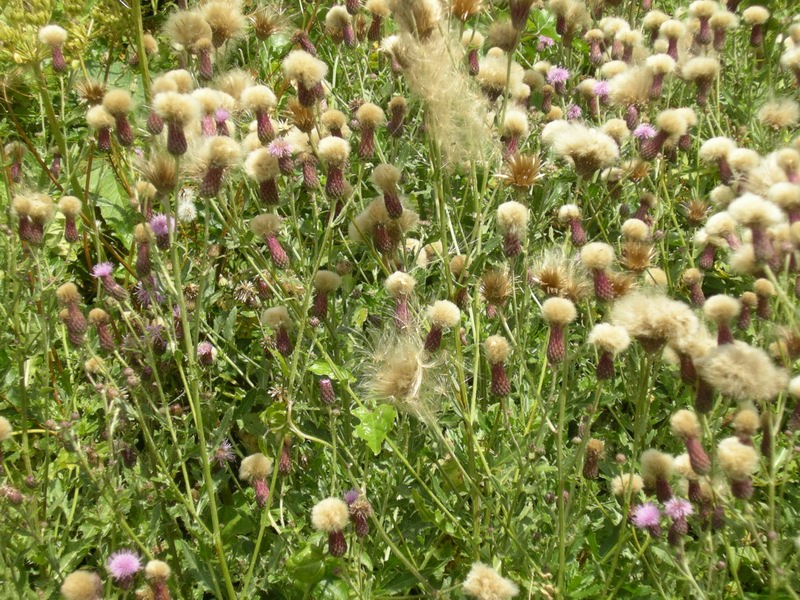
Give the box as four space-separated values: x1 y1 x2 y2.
286 544 326 586
313 578 349 600
353 405 397 455
90 162 134 247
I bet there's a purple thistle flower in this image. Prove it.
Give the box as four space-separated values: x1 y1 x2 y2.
268 138 292 158
149 214 172 237
632 502 661 529
214 108 229 123
213 439 235 466
343 489 360 505
664 498 694 520
92 262 114 278
546 66 570 84
633 124 657 139
567 104 582 120
592 81 609 99
537 35 555 51
197 341 217 365
133 276 164 307
107 549 141 588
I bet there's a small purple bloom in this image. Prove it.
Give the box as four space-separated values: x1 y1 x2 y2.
134 276 164 307
633 124 657 139
107 549 141 583
149 213 173 237
631 502 661 529
546 66 570 84
92 262 115 278
343 489 360 505
592 81 610 98
214 108 229 122
213 439 235 466
197 341 217 365
537 35 555 51
567 104 582 120
268 138 292 158
664 498 694 520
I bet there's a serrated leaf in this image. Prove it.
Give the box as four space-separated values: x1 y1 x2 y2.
353 405 396 455
286 544 326 586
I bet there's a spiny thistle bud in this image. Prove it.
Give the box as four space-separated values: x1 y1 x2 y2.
671 410 710 475
89 308 115 352
320 377 336 404
60 570 102 600
91 262 128 301
682 268 705 306
240 453 273 507
242 85 277 143
264 306 293 356
509 0 535 31
58 196 82 243
372 164 403 219
557 204 586 246
496 201 529 258
251 213 289 268
38 25 68 72
103 90 135 147
318 137 351 200
703 295 740 345
311 497 350 556
588 323 630 379
717 436 759 499
197 341 217 366
278 436 292 475
57 283 87 347
145 560 171 600
355 103 385 159
641 449 674 502
245 148 280 205
153 92 200 156
580 243 615 301
313 270 342 319
387 96 406 137
385 271 416 330
283 50 328 106
485 335 511 397
424 301 460 351
742 6 769 48
268 138 294 175
753 278 774 319
583 438 605 479
87 105 114 152
199 137 240 197
134 224 153 278
542 297 577 363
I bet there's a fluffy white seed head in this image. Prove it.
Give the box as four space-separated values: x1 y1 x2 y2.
728 193 784 227
38 24 67 46
717 436 759 479
580 242 614 270
239 453 273 481
700 137 736 162
496 201 529 236
153 91 200 124
588 323 630 354
703 295 741 323
0 416 12 442
502 107 529 138
283 50 328 87
463 562 519 600
317 137 351 166
542 297 577 325
241 85 277 112
621 219 649 241
244 148 279 181
641 449 673 480
671 409 700 439
314 270 342 293
264 306 292 330
742 6 769 25
311 497 349 532
558 204 581 221
484 335 511 364
145 560 171 581
428 300 460 328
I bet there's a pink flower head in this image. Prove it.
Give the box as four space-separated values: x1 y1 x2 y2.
547 66 570 84
214 108 229 122
538 35 555 50
633 124 657 139
343 489 360 505
149 213 173 237
107 549 142 581
213 439 235 466
592 81 609 98
92 262 115 278
631 502 661 528
268 138 292 158
664 498 694 520
567 105 582 120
